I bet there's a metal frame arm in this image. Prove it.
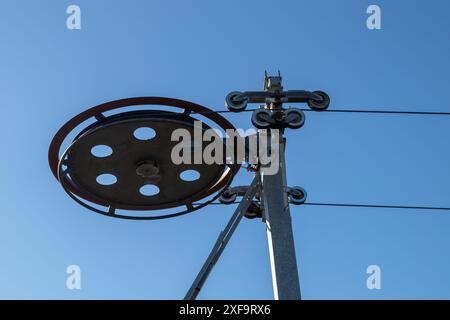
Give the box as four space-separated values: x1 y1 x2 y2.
184 174 261 300
235 90 323 104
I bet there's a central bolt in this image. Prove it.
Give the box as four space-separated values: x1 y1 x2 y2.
136 161 159 178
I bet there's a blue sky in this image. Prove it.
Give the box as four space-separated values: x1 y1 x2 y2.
0 0 450 299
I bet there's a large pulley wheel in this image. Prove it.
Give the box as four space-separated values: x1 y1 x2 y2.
48 97 241 220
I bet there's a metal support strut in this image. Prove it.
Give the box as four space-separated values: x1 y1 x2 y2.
184 174 261 300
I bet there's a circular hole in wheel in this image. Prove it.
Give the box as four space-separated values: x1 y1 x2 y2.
180 170 200 182
139 184 160 196
133 127 156 141
90 145 113 158
96 173 117 186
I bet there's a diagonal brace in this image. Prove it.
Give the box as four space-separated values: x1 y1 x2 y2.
184 174 261 300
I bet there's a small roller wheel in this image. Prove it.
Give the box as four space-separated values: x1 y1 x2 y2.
251 109 272 129
285 108 306 129
225 91 248 112
289 186 307 205
244 202 263 219
307 91 330 111
219 191 237 204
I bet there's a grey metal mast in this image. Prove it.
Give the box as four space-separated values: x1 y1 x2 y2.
261 137 301 299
